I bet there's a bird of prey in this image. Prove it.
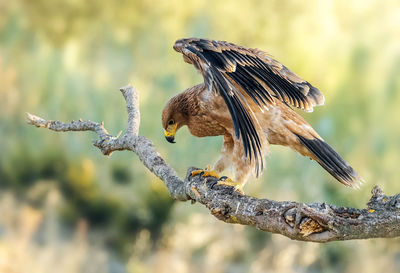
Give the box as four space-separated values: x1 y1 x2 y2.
162 38 363 192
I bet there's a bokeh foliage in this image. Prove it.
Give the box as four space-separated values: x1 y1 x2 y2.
0 0 400 272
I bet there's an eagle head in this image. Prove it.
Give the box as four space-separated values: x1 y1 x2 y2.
161 94 189 144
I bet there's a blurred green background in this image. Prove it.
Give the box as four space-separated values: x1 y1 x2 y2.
1 0 400 272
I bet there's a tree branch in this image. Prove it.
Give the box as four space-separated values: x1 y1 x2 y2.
26 85 400 242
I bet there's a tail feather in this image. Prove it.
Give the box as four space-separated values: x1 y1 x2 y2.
296 134 363 188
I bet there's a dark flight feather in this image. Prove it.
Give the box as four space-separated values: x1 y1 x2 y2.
296 134 362 188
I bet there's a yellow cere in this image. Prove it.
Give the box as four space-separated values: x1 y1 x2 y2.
164 124 177 137
164 130 175 137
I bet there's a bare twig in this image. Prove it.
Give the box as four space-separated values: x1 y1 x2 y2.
26 85 400 242
27 86 187 201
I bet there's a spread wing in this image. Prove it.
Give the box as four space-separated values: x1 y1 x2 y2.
173 38 324 173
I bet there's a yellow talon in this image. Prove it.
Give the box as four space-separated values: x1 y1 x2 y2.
190 169 244 194
191 168 220 179
217 177 244 194
190 169 204 177
202 170 220 178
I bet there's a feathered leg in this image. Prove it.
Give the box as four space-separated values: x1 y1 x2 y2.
190 135 233 179
213 135 234 173
218 136 268 192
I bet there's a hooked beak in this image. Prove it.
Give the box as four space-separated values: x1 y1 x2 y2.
165 135 175 143
164 124 177 144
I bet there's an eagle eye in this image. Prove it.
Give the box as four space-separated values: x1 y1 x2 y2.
168 119 175 126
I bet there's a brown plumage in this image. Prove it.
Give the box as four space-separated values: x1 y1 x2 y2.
162 38 363 190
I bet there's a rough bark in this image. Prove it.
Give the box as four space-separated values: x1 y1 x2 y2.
26 85 400 242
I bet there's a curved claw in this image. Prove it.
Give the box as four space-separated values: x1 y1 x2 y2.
190 169 220 179
217 177 244 194
191 170 245 194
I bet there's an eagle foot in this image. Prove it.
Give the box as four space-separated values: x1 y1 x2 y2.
190 166 220 179
217 176 244 194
